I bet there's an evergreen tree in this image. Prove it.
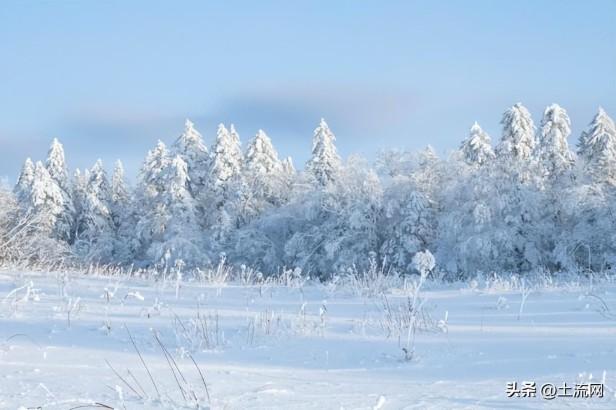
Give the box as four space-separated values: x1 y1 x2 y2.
14 158 35 206
497 103 536 161
203 123 244 242
73 160 115 262
71 168 88 242
111 160 130 223
145 155 204 267
577 107 616 185
172 119 209 197
538 104 574 177
282 156 295 177
460 122 494 165
242 129 286 221
110 160 138 262
29 161 73 241
44 138 75 241
46 138 70 191
306 118 341 186
135 141 171 264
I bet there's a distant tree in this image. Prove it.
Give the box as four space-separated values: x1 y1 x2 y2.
46 138 70 191
172 119 209 198
497 103 536 161
134 141 171 265
45 139 75 241
145 155 205 268
73 160 115 262
241 129 287 222
110 160 138 263
28 161 74 242
537 104 574 177
203 123 244 244
577 107 616 185
14 158 35 206
306 119 341 186
460 122 494 166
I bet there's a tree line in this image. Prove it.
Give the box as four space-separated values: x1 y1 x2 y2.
2 103 616 278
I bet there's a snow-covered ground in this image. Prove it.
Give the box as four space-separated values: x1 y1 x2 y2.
1 270 615 409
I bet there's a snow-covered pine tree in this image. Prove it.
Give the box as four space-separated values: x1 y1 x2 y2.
71 168 88 243
577 107 616 185
14 158 35 206
110 160 130 223
28 161 74 241
145 155 204 267
306 118 342 186
538 104 574 177
497 103 536 161
282 156 295 177
280 156 297 201
134 141 171 265
460 122 494 165
73 160 115 262
44 138 75 241
171 119 209 198
46 138 70 192
110 160 138 262
241 129 286 222
203 123 244 243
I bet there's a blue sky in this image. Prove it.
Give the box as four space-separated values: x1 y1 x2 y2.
0 0 615 181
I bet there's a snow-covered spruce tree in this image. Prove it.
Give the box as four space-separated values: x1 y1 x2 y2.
531 104 575 270
73 160 115 262
577 107 616 186
306 118 342 186
240 129 286 222
46 138 70 192
280 156 297 200
134 141 171 266
497 103 536 161
282 156 296 178
14 157 35 206
482 105 545 272
28 161 75 244
44 138 75 242
460 122 494 166
202 123 244 245
145 155 205 268
71 168 89 251
110 160 138 263
171 119 209 200
537 104 574 178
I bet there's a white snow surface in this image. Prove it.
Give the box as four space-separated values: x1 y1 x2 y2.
1 270 615 409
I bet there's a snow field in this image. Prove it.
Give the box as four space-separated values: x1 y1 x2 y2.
0 270 615 409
